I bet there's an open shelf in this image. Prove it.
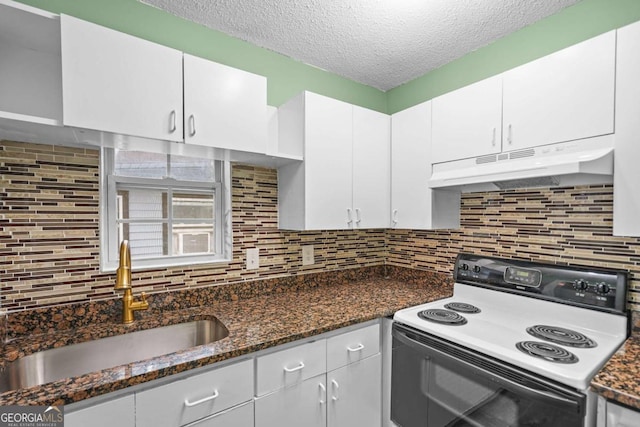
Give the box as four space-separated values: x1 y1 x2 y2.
0 0 62 125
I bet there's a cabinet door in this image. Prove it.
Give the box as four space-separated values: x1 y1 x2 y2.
390 102 460 230
431 75 502 163
502 31 615 151
327 354 381 427
304 93 353 230
352 107 390 229
65 394 134 427
255 374 327 427
391 102 431 229
613 21 640 237
184 54 267 152
60 15 183 141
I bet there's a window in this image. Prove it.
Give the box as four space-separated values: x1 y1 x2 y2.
100 149 231 271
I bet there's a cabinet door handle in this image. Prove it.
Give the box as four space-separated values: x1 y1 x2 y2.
392 209 399 226
283 361 305 373
347 208 353 225
319 382 326 404
355 208 361 225
507 124 512 145
169 110 177 133
184 389 219 407
491 127 496 147
331 379 340 401
189 114 197 137
347 343 364 352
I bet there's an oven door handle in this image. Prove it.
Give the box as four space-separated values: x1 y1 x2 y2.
393 326 585 414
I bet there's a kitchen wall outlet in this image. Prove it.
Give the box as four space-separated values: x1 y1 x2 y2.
302 245 315 266
246 248 259 270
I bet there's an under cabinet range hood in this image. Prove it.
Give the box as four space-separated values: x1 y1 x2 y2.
429 136 614 192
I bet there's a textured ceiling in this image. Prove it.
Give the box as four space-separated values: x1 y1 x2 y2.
140 0 581 91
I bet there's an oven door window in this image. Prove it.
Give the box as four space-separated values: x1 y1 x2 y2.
391 326 585 427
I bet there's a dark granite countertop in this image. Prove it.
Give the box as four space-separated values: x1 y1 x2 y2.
0 269 451 406
591 336 640 410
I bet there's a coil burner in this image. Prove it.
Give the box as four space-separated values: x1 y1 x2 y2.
516 341 579 364
443 302 481 314
418 309 467 326
526 325 597 348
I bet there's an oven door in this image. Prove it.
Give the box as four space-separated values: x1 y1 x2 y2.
391 323 586 427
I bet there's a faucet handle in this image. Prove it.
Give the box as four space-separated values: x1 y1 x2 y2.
140 292 147 302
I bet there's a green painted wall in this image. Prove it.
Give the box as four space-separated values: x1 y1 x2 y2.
15 0 388 113
387 0 640 113
14 0 640 115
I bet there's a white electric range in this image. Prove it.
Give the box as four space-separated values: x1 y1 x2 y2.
391 253 629 427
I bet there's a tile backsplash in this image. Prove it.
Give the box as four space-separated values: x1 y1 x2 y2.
387 186 640 312
1 140 638 315
1 141 385 311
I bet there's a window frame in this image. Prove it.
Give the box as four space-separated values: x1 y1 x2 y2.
99 148 232 272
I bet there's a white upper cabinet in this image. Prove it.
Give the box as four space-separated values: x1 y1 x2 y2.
278 92 389 231
613 20 640 237
391 102 460 230
502 31 616 151
304 92 354 230
431 31 616 165
183 54 267 152
60 14 184 142
59 14 268 153
431 75 502 163
352 106 390 229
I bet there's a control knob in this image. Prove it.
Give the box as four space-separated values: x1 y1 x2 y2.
597 283 611 295
473 265 481 273
460 263 469 271
573 279 588 291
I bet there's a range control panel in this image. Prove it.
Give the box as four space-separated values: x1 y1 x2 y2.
454 253 628 314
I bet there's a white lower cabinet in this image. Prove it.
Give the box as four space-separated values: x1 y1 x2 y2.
255 322 381 427
136 358 254 427
64 321 382 427
65 394 135 427
255 374 327 427
327 354 382 427
597 396 640 427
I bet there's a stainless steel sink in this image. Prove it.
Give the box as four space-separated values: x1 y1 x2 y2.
0 318 228 393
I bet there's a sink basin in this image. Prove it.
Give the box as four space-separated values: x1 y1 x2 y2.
0 318 228 393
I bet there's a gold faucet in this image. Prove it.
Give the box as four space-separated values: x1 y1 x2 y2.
115 240 149 324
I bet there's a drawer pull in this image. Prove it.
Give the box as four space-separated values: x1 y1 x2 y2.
184 390 219 407
283 361 305 373
347 343 365 352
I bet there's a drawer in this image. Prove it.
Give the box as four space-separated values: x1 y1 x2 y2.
136 359 253 427
66 394 135 427
256 339 326 396
327 323 380 371
186 400 254 427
